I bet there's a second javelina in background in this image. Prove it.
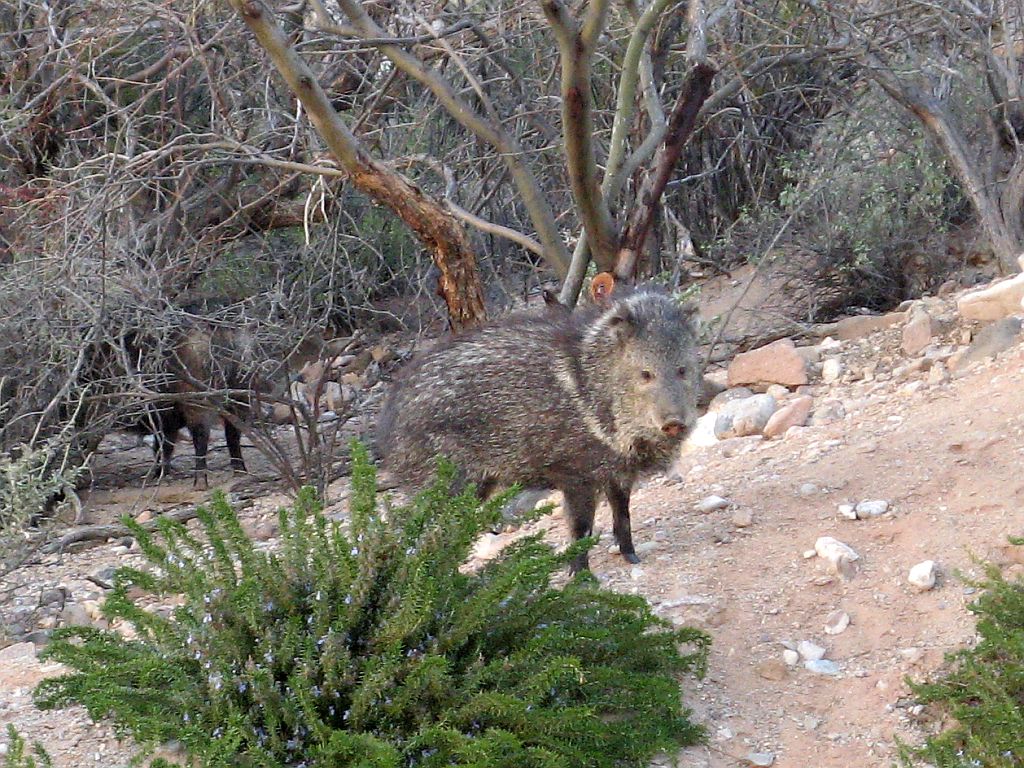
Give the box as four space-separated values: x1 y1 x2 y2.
376 279 704 572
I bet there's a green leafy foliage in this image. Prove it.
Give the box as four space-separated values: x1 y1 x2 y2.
2 726 52 768
901 548 1024 768
34 442 709 767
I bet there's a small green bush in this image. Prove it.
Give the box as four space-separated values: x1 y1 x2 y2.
901 543 1024 768
2 726 52 768
34 443 709 767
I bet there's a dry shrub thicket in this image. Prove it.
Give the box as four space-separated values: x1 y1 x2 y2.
0 0 1020 526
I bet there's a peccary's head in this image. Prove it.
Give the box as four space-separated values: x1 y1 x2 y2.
583 286 702 449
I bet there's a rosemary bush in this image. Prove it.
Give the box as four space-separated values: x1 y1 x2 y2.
901 542 1024 768
34 443 708 767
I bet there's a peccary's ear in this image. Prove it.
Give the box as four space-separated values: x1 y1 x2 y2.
589 272 617 306
603 302 637 345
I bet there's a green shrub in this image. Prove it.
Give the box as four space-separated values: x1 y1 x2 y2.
901 542 1024 768
34 443 709 767
2 726 52 768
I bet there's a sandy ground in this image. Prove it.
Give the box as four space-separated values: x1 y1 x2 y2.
2 313 1022 768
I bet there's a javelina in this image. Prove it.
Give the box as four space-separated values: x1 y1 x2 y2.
376 280 703 571
124 324 252 488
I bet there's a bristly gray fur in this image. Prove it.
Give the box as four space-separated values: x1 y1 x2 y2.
376 284 704 571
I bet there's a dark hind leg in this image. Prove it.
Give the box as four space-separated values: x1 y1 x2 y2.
189 421 211 490
224 417 246 474
607 479 639 564
148 428 179 480
561 483 597 574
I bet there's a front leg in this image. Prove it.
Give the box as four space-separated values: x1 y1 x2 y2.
561 484 597 574
607 479 639 564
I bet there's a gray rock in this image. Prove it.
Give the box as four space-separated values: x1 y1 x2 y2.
955 316 1022 370
90 566 118 589
804 659 841 675
797 640 826 661
714 394 777 439
824 610 851 635
708 387 754 412
38 587 68 607
854 500 889 518
811 400 846 426
746 752 775 767
61 603 93 628
822 357 843 384
696 495 731 513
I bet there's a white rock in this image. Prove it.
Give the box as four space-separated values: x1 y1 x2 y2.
797 640 826 661
908 560 937 591
837 503 857 520
696 495 731 513
822 357 843 383
804 659 841 675
855 499 889 518
824 610 850 635
958 272 1024 321
746 752 775 767
814 536 860 566
783 649 800 666
714 394 777 438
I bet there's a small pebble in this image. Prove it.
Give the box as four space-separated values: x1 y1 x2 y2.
837 503 857 520
824 610 850 635
798 483 819 497
804 659 841 675
731 509 753 528
797 640 826 661
855 499 889 517
696 495 731 513
746 752 775 767
783 649 800 666
908 560 937 591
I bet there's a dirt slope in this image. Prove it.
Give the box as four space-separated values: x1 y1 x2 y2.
2 320 1023 768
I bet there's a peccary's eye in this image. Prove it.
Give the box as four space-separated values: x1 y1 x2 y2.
640 370 654 382
677 366 687 377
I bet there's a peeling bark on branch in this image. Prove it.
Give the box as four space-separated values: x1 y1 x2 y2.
619 63 716 279
228 0 486 329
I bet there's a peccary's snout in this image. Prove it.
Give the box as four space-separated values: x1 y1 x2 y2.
661 419 686 438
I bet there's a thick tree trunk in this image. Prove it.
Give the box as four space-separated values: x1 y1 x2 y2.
228 0 486 329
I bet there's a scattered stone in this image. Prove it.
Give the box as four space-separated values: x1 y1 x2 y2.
708 387 754 412
135 510 154 524
902 309 936 356
821 357 843 384
38 587 68 608
696 495 731 513
824 610 851 635
957 272 1024 321
854 499 889 518
810 400 846 426
89 566 118 589
271 402 295 424
756 659 789 681
797 640 826 661
714 394 777 438
835 311 906 340
804 659 841 676
0 641 36 663
728 339 808 389
798 483 819 497
783 649 800 666
814 537 860 569
908 560 937 591
731 509 753 528
61 602 93 627
746 751 776 767
635 541 659 555
837 504 857 520
765 383 790 400
954 316 1022 370
763 395 813 438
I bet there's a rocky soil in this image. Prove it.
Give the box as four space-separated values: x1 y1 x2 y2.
2 281 1023 768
